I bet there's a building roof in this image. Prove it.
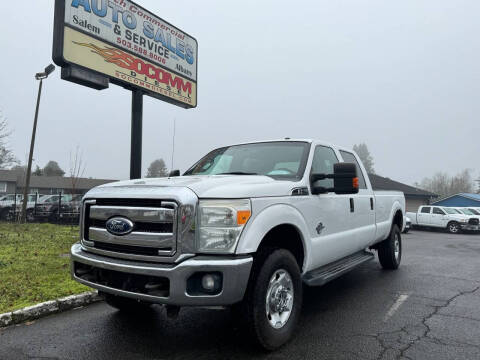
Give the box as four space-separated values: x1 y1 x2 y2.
0 170 19 182
432 193 480 205
368 174 438 198
20 176 115 190
0 169 115 191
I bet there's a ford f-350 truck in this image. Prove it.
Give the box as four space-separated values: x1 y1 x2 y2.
71 139 405 350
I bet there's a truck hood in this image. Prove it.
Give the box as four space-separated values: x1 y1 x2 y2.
97 175 300 198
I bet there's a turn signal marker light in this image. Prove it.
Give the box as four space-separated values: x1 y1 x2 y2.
237 210 251 225
353 177 359 189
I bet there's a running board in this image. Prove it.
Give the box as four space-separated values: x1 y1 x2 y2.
302 251 375 286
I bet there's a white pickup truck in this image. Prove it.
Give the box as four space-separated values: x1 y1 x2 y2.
406 205 480 233
71 139 405 349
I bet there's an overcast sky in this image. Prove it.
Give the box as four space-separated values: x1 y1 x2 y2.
0 0 478 185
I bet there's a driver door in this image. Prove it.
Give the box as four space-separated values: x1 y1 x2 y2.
431 207 446 227
301 145 353 269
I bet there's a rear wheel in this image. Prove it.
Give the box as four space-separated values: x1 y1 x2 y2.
102 293 151 313
447 221 461 234
378 225 402 270
240 248 303 350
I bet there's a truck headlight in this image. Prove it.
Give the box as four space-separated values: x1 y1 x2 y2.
197 199 251 253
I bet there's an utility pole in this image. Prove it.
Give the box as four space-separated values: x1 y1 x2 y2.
20 64 55 223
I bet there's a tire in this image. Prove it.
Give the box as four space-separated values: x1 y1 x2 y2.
103 293 151 313
26 209 35 222
378 224 402 270
240 248 303 350
0 208 11 221
447 221 461 234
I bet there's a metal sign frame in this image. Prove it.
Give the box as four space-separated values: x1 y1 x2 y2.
52 0 198 109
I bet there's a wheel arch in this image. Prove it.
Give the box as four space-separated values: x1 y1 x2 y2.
236 204 310 272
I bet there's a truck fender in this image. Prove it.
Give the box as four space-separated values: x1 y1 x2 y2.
389 201 404 231
235 203 311 269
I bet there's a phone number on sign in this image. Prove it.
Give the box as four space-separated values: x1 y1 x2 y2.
116 37 167 65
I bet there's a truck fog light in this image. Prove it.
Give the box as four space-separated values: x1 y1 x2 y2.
187 272 222 296
202 274 216 290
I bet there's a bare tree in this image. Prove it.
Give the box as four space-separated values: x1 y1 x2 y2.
419 169 474 198
0 110 18 169
146 159 168 178
353 143 375 174
69 146 86 195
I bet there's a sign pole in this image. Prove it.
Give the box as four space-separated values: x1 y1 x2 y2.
130 89 143 179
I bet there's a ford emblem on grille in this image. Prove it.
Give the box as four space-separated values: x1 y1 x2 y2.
106 217 134 236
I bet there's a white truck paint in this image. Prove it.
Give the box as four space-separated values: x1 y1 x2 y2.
71 139 405 349
406 205 480 233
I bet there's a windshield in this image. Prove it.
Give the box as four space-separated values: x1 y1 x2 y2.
184 141 311 179
469 208 480 215
459 208 474 215
443 208 459 214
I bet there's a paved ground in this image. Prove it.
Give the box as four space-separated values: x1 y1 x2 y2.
1 229 480 360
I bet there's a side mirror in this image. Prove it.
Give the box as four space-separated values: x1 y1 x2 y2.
332 163 359 194
169 170 180 177
311 163 359 195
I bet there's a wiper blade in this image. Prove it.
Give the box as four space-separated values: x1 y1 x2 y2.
217 172 258 175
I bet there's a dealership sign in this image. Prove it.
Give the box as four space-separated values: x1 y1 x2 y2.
53 0 197 108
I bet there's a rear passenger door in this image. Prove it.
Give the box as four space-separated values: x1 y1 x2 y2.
417 206 431 225
339 151 376 250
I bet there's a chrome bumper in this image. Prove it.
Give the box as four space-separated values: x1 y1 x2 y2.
70 243 253 306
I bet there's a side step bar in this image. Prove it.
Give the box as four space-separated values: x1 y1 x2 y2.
302 251 374 286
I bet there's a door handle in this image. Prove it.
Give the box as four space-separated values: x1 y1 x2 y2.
370 197 374 210
350 198 354 213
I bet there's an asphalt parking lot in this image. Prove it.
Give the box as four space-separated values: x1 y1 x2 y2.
1 229 479 360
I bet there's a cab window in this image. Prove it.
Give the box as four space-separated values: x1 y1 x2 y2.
432 207 445 215
420 207 431 214
310 146 339 189
339 151 367 189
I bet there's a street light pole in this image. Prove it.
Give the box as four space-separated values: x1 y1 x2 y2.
20 64 55 223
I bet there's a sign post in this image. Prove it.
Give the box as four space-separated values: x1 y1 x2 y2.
52 0 198 179
130 89 143 179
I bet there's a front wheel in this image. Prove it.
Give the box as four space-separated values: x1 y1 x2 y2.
378 224 402 270
447 221 461 234
241 248 303 350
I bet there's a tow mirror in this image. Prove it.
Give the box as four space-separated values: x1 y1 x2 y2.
169 170 180 177
311 163 359 195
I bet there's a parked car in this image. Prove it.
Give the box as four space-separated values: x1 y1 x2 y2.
34 194 73 222
406 205 479 233
70 139 406 349
58 195 83 223
454 208 480 224
403 216 411 233
0 194 23 220
467 208 480 216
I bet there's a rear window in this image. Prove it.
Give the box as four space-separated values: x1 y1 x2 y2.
420 207 431 213
339 151 367 189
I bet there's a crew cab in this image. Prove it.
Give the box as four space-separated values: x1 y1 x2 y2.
406 205 479 233
71 140 405 349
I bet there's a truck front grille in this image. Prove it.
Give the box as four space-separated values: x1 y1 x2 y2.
469 218 479 225
82 199 177 261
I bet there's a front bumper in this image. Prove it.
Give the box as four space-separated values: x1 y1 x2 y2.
461 224 480 231
71 243 253 306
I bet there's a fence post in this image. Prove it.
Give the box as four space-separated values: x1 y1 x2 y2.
58 191 62 223
13 192 17 222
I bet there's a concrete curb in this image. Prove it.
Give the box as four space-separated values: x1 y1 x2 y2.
0 291 102 328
